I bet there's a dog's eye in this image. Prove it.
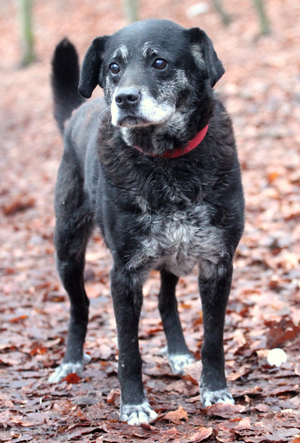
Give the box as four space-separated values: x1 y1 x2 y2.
110 63 120 74
153 59 167 70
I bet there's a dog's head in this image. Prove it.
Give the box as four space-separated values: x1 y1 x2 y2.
79 20 224 130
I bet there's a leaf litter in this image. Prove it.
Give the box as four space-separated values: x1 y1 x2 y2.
0 0 300 441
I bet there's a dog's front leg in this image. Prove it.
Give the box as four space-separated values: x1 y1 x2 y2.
199 260 235 407
110 266 157 425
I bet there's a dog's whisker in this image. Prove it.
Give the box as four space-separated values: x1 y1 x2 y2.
97 106 111 123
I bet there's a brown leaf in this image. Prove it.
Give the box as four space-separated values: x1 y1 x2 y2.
265 316 300 348
164 427 180 436
29 344 48 356
166 380 186 393
244 428 300 443
164 405 188 424
0 431 13 442
9 315 28 324
10 417 33 427
1 0 300 441
216 425 235 443
267 171 280 184
140 422 155 431
254 404 269 412
271 383 299 396
183 360 202 385
2 196 35 215
11 433 33 442
205 403 244 418
106 389 120 405
186 427 213 442
143 326 164 336
235 417 251 430
63 373 81 384
187 395 201 403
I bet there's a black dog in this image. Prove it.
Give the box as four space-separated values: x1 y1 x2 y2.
49 19 244 425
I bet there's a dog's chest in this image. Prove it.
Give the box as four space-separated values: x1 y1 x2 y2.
128 204 224 277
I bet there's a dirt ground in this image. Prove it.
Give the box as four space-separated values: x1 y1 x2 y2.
0 0 300 441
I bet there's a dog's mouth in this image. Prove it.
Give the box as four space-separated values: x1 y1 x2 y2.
117 114 153 128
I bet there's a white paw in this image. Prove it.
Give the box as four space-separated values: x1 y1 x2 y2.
120 400 158 425
48 352 91 383
201 388 234 407
162 346 195 375
83 352 92 363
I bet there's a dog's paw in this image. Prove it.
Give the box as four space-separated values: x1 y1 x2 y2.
83 352 92 363
120 400 158 425
161 346 195 375
48 353 90 383
169 353 195 375
201 388 234 407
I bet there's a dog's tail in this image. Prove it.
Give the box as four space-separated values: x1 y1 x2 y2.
51 38 85 135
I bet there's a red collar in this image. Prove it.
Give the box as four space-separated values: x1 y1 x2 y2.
134 124 209 159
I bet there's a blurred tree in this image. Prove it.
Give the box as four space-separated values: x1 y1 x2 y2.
252 0 271 35
17 0 35 66
123 0 139 23
212 0 231 26
211 0 271 35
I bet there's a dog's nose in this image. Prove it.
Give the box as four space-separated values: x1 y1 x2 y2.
115 88 141 108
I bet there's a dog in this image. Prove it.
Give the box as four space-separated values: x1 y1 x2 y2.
48 19 244 425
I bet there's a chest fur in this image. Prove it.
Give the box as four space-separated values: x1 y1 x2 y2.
127 205 225 277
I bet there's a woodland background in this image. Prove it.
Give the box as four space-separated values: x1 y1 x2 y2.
0 0 300 441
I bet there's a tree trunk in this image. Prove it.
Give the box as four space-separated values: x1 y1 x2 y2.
252 0 271 35
211 0 231 26
17 0 35 66
123 0 139 24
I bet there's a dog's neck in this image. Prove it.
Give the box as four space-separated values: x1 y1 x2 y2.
134 124 209 159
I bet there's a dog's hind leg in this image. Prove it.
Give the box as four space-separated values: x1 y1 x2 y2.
48 151 93 383
199 260 234 406
159 270 194 375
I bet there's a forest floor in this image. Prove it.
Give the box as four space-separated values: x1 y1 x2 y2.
0 0 300 441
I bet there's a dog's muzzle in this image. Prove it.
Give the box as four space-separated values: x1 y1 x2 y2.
111 85 174 128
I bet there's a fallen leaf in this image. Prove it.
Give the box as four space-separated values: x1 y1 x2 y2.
164 405 188 424
183 360 202 385
10 417 33 427
140 422 155 431
106 389 120 405
63 373 81 384
235 416 251 430
205 403 244 418
2 196 35 215
9 315 28 324
99 344 112 360
265 316 300 348
186 427 213 442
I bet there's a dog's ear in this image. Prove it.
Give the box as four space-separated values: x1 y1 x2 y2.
184 28 224 87
79 36 110 98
